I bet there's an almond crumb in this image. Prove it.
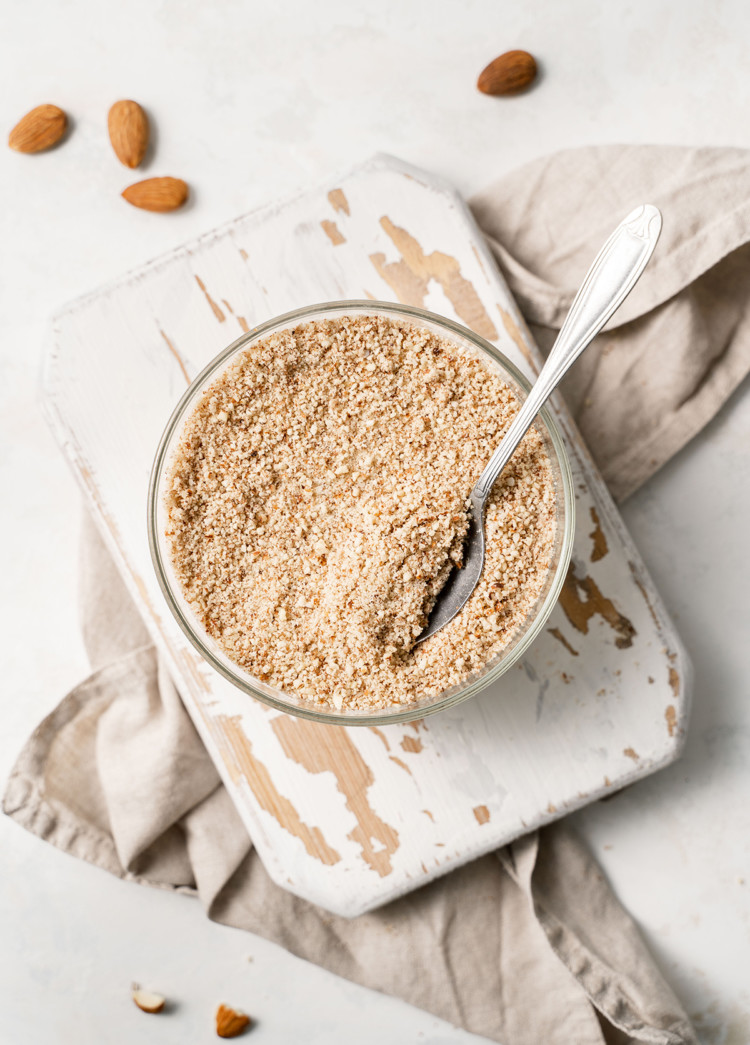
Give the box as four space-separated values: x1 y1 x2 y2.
131 984 166 1014
216 1003 251 1038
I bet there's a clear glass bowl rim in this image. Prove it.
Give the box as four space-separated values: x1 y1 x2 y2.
147 300 575 725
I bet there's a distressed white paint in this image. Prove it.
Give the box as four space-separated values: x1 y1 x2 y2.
43 154 690 917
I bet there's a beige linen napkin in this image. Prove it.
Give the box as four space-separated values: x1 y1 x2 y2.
471 144 750 501
9 143 750 1044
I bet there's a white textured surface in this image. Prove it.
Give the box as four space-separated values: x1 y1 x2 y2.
1 0 748 1040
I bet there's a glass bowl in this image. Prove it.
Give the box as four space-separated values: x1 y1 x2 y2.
148 301 575 725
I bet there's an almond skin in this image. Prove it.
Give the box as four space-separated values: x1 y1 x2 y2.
477 50 537 95
216 1004 251 1038
121 176 188 213
108 100 149 168
8 104 68 153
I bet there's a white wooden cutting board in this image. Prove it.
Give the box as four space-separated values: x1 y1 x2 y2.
43 153 692 917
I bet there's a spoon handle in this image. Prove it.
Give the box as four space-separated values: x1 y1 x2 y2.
474 203 662 500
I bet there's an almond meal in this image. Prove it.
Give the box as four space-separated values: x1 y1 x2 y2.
164 314 556 712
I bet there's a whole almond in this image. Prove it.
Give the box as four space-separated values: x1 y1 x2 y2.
121 176 189 213
477 50 537 95
8 104 68 153
108 100 149 168
216 1003 251 1038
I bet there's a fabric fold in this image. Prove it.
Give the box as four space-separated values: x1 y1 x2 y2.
470 144 750 500
470 145 750 327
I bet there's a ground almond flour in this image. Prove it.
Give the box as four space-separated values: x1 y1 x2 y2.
165 314 556 712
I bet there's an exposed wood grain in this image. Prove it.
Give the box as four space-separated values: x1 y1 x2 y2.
160 329 191 384
320 219 345 245
559 564 636 649
194 275 226 323
369 249 424 306
669 667 680 697
628 563 662 631
589 507 608 562
216 714 341 866
548 627 579 657
473 805 490 825
371 216 498 340
219 297 251 334
327 188 350 215
270 717 400 878
369 726 390 750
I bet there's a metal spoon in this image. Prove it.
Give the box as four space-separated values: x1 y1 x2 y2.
414 203 662 646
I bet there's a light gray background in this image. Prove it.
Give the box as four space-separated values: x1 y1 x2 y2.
1 1 748 1042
